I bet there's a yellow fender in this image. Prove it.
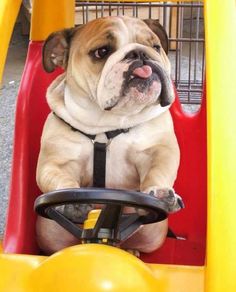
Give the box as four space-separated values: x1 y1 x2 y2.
205 0 236 290
0 244 204 292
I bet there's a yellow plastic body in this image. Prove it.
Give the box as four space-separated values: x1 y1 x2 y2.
30 0 75 41
0 254 46 292
0 0 21 85
0 244 204 292
204 0 236 291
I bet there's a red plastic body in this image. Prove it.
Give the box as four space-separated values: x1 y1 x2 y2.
3 42 207 265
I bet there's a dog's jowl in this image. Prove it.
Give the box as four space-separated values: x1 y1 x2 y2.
36 16 182 255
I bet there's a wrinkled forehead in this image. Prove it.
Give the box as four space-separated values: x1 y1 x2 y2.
73 16 158 49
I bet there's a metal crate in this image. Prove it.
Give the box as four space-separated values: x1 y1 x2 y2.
75 1 205 105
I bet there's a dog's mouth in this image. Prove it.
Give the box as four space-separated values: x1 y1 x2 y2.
125 62 161 94
104 59 172 111
125 60 158 82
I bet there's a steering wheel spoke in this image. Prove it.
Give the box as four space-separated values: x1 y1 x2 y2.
92 204 123 238
119 213 143 241
46 207 83 239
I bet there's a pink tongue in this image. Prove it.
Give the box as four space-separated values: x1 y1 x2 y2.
132 65 152 79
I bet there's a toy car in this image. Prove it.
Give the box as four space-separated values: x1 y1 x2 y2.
0 0 236 291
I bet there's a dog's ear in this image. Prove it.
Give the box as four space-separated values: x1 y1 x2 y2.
42 27 77 73
143 19 169 54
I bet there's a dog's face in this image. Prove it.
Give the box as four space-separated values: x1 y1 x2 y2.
43 16 174 114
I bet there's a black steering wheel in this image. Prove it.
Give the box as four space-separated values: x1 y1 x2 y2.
34 188 171 246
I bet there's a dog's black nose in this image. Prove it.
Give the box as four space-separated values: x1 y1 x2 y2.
125 50 149 61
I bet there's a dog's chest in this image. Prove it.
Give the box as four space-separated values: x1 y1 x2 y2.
106 138 140 189
80 133 142 190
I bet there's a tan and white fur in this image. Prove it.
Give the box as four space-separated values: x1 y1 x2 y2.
36 16 181 255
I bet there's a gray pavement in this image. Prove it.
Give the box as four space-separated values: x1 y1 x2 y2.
0 82 18 234
0 23 28 235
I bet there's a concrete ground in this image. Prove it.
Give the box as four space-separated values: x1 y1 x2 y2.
0 23 28 234
0 20 201 236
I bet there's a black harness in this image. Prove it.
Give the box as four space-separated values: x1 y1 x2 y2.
54 113 130 188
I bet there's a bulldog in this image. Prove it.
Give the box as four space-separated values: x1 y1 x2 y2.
36 16 182 255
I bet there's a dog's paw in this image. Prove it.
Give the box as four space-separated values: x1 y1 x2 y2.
55 203 94 223
144 187 184 213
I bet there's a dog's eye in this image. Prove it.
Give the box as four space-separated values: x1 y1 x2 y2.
153 44 161 53
93 46 111 59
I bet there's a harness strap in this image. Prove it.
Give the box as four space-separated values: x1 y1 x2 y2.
53 112 129 187
93 142 107 187
105 128 130 139
53 113 96 140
